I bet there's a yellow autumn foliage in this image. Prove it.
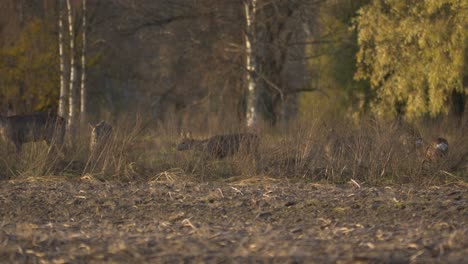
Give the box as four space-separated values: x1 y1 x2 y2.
354 0 467 119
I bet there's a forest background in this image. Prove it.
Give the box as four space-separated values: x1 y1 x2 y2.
0 0 466 130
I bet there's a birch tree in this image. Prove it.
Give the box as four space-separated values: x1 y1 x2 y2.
58 0 67 118
80 0 87 125
244 0 258 129
66 0 77 130
243 0 319 127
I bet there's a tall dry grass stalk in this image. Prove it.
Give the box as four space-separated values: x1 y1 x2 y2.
81 115 148 180
0 112 466 185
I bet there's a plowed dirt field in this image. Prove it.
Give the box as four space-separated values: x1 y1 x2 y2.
0 178 466 263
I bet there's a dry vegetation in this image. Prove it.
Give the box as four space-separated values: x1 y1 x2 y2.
0 116 466 263
0 115 466 185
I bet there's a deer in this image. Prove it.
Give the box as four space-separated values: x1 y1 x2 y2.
0 112 66 154
423 137 449 162
177 133 260 159
89 121 113 153
396 126 449 164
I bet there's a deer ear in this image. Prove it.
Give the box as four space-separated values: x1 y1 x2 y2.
89 123 95 129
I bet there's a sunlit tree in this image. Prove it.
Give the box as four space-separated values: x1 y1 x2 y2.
354 0 467 119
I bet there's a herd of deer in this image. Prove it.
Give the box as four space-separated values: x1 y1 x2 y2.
0 113 112 155
0 112 450 164
396 124 450 163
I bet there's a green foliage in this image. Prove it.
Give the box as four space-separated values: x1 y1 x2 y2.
300 0 370 119
354 0 468 119
0 18 59 113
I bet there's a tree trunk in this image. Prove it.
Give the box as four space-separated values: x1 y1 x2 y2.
449 75 467 123
449 90 465 119
244 0 259 129
256 53 283 125
279 94 298 126
80 0 87 125
58 0 67 118
66 0 77 131
244 0 298 127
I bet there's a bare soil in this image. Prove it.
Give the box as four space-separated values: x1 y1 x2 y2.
0 178 466 263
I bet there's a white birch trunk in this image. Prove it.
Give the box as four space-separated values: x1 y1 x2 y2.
66 0 77 130
58 0 67 118
80 0 87 125
244 0 258 129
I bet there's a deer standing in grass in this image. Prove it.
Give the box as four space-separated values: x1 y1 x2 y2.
177 133 260 159
423 137 449 162
90 121 113 153
0 112 66 154
394 122 449 162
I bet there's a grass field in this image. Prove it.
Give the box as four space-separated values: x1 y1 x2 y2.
0 116 466 184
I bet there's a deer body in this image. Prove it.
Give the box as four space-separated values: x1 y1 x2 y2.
177 133 259 159
424 137 449 162
0 113 66 153
90 121 113 153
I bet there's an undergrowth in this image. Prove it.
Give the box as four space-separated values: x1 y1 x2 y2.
0 115 466 185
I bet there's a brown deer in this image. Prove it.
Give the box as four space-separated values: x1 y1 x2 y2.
324 135 347 162
424 137 449 162
0 112 66 153
90 121 113 153
177 133 260 159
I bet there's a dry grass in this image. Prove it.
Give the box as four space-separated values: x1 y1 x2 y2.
0 114 466 185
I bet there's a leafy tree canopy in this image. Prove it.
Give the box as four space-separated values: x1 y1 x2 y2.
354 0 467 119
0 18 59 114
300 0 370 120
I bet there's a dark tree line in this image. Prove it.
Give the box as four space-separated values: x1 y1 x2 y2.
0 0 466 128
